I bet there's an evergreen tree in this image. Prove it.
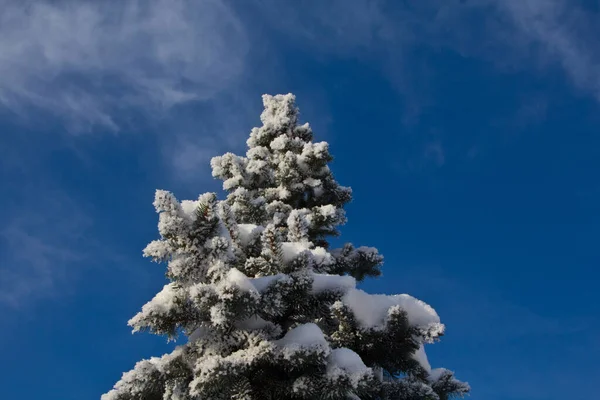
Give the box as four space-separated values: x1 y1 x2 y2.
103 94 469 400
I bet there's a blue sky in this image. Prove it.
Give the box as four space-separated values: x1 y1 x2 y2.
1 1 598 399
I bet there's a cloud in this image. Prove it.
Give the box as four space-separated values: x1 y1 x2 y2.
3 0 599 178
157 89 268 181
0 189 92 307
252 1 600 104
1 0 597 135
167 134 220 181
493 0 600 98
0 0 248 132
237 0 600 175
441 0 600 101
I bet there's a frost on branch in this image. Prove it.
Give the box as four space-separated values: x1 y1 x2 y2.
104 94 468 400
330 243 383 281
128 283 187 337
341 289 444 337
212 93 351 247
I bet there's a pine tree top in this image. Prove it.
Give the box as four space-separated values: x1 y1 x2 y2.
211 93 352 248
103 94 469 400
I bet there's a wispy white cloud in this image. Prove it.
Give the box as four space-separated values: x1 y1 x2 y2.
239 0 600 174
3 0 599 178
253 1 600 104
158 91 265 181
0 0 248 132
167 134 220 182
2 0 598 137
492 0 600 99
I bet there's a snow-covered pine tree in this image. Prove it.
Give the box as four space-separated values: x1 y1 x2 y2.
103 94 469 400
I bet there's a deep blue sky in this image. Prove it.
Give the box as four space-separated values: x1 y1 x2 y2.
1 1 599 399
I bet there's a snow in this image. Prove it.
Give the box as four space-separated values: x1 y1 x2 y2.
373 366 383 382
153 190 178 213
270 134 289 150
142 239 171 261
249 273 288 292
248 272 354 294
237 223 263 246
218 225 234 252
246 145 270 160
246 158 268 177
287 209 311 241
209 305 228 326
276 185 291 200
342 289 441 330
356 246 378 255
327 348 369 375
153 191 189 238
221 269 355 295
276 323 328 348
412 344 432 373
189 341 277 393
275 324 330 361
222 268 258 293
280 241 311 263
326 348 372 388
426 368 470 394
312 274 356 294
309 246 334 265
280 242 334 266
103 347 187 400
105 92 468 400
129 283 178 327
180 199 200 219
102 359 159 400
292 377 310 393
428 368 447 382
303 177 321 187
260 93 297 129
316 204 337 218
233 270 442 337
210 153 247 190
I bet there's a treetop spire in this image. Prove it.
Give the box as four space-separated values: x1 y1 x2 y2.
103 94 469 400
